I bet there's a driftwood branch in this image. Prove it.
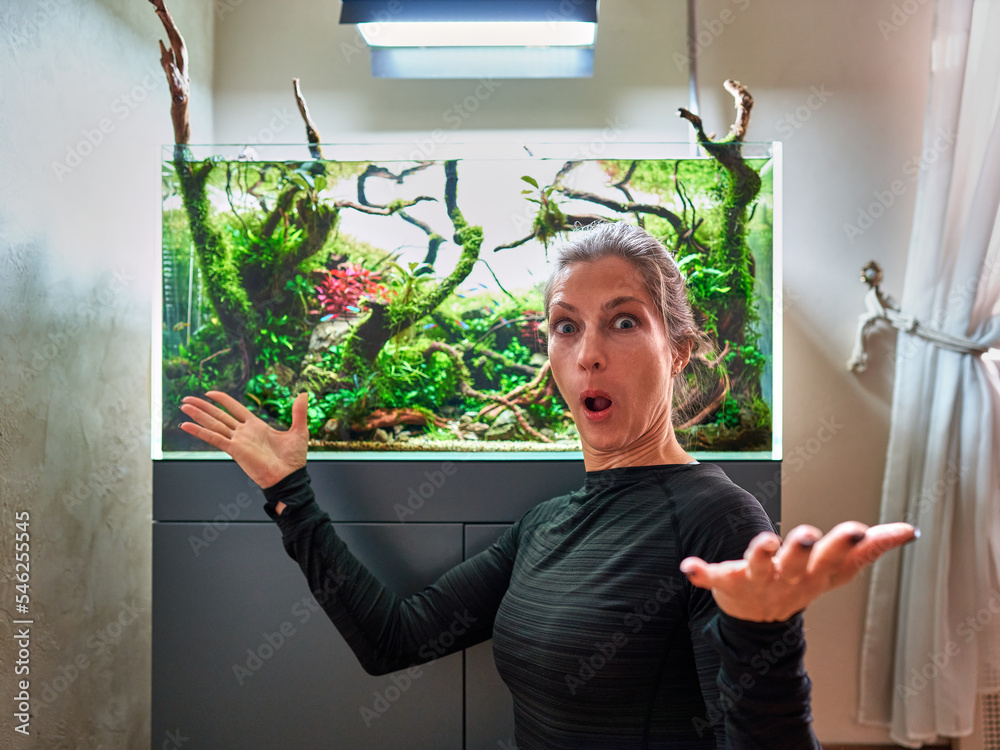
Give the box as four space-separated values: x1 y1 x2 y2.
425 342 553 443
678 79 755 168
150 0 190 145
495 158 691 251
677 108 709 142
444 159 462 243
260 186 300 240
361 163 435 184
611 160 640 226
355 163 443 268
339 161 482 377
724 80 753 142
676 376 729 430
611 160 639 192
554 187 685 233
472 348 539 377
335 197 435 215
292 78 323 160
399 213 445 269
492 214 607 252
477 361 557 429
493 233 536 252
554 161 581 184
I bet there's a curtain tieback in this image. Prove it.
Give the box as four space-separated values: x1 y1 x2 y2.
847 263 989 372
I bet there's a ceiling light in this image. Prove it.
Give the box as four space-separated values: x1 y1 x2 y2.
340 0 599 79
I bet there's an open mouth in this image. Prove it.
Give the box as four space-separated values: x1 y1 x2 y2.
584 396 613 412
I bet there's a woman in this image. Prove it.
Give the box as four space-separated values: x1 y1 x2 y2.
180 222 915 748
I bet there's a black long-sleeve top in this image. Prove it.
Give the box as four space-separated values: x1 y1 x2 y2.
263 462 819 749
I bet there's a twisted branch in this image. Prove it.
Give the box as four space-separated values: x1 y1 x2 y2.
149 0 190 145
335 197 435 215
424 342 552 442
292 78 323 160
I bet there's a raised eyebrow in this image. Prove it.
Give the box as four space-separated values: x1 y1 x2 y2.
603 295 646 311
550 297 644 315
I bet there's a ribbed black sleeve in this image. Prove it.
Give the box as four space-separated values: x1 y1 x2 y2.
703 613 817 749
262 467 512 675
262 463 820 749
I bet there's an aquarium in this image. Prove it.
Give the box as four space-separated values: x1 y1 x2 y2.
154 142 781 460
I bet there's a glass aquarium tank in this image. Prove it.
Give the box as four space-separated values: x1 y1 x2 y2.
154 142 781 460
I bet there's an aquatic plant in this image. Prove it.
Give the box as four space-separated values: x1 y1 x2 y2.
313 264 390 320
337 160 483 380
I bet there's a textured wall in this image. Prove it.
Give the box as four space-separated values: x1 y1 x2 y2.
0 1 211 747
0 0 938 746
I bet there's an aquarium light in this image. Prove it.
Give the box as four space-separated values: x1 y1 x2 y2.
368 46 594 79
340 0 598 79
356 21 596 48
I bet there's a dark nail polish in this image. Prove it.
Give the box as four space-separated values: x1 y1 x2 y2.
848 531 867 546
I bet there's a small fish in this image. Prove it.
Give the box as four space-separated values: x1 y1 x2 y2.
458 320 469 329
172 322 190 331
346 305 361 313
423 323 437 330
320 314 334 322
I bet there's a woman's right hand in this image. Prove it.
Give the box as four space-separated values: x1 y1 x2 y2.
179 390 309 491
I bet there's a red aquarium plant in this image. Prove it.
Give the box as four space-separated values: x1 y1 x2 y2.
313 264 391 320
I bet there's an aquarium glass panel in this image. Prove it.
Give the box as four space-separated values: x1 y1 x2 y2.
155 142 781 460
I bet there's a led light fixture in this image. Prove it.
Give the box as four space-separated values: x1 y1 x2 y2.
340 0 599 79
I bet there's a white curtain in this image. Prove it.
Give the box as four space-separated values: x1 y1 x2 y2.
858 0 1000 745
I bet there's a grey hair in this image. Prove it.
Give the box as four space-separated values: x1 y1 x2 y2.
543 221 705 359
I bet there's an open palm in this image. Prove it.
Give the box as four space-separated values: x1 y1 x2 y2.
179 390 309 489
680 521 917 622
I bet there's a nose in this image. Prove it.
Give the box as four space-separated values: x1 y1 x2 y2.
577 327 606 372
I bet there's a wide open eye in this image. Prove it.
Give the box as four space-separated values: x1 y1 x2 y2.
612 314 638 330
553 319 578 335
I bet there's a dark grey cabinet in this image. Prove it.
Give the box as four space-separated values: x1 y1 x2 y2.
152 460 778 749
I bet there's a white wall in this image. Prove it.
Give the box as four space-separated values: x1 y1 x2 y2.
0 1 211 747
214 2 931 742
211 0 690 144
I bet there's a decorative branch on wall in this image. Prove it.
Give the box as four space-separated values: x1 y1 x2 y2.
848 261 989 372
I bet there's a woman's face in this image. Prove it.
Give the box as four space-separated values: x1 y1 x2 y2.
547 256 684 463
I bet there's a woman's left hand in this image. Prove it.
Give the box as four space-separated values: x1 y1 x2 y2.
679 521 917 622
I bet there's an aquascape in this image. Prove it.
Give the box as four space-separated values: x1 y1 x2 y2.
158 140 778 459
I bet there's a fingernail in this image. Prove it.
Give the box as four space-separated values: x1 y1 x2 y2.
797 537 818 550
848 531 867 546
906 527 921 544
679 560 694 575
